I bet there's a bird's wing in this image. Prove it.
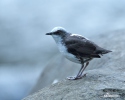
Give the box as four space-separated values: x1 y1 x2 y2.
65 35 100 58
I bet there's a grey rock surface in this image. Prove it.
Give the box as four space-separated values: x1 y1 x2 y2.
30 54 80 93
31 53 103 93
23 31 125 100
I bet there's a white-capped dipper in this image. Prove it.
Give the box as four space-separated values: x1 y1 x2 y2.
46 27 112 80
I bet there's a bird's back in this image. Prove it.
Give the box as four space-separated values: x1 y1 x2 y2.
64 34 111 59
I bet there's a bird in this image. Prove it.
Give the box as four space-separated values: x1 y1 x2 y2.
46 27 112 80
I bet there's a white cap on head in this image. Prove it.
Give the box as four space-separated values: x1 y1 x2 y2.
51 27 66 33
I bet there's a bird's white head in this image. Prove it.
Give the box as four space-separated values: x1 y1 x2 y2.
50 27 66 33
46 27 68 43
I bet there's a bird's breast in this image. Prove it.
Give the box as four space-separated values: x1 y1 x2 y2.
57 42 81 63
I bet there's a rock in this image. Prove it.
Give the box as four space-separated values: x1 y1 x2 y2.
23 30 125 100
30 53 101 93
23 70 125 100
30 54 80 93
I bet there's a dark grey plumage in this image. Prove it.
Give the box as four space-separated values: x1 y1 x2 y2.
65 35 111 58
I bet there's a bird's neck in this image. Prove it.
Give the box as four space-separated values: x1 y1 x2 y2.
52 35 64 44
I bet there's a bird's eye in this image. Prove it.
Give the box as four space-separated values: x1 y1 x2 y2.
57 30 61 33
55 30 61 35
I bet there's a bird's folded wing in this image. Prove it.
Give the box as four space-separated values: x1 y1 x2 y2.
65 37 100 58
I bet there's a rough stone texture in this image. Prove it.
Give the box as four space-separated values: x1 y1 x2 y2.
30 54 79 93
30 52 102 93
23 30 125 100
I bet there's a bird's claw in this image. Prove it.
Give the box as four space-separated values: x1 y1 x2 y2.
67 74 86 80
67 76 78 80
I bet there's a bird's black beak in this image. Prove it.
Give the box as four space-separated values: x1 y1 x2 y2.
46 32 52 35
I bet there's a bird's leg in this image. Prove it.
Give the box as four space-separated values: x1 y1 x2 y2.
78 58 92 77
67 63 84 80
67 58 86 80
75 63 84 78
78 62 89 77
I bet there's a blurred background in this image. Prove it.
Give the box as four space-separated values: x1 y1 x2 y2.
0 0 125 100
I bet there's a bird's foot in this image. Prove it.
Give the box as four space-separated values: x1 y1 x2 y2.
67 74 86 80
67 76 78 80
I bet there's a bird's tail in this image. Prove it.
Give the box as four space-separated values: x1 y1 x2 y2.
101 49 112 54
96 47 112 54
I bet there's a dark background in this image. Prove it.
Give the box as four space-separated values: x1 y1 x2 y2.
0 0 125 100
